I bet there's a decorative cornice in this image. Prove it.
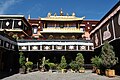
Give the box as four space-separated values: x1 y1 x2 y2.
41 16 85 21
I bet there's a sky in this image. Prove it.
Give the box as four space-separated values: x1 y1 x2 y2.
0 0 119 20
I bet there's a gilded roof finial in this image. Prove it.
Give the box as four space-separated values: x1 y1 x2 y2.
28 14 30 19
47 12 51 17
66 13 69 16
60 8 63 16
54 13 57 16
72 12 75 17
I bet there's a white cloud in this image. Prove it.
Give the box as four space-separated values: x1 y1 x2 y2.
0 0 18 14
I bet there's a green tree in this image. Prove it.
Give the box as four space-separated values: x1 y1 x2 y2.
75 53 84 69
101 41 118 69
25 61 33 71
91 56 102 69
69 61 78 70
19 52 25 67
47 63 56 69
59 56 67 69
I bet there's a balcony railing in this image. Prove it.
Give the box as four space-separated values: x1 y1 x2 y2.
17 39 94 51
41 28 84 33
17 39 92 43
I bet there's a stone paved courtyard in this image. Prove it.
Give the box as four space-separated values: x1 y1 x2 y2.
1 70 120 80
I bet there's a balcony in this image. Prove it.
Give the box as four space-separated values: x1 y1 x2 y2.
0 32 17 50
41 28 84 33
17 39 93 51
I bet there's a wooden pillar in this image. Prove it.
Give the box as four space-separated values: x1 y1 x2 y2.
12 20 14 29
78 23 80 29
76 45 78 51
40 45 42 51
112 18 116 39
65 45 66 51
55 24 56 28
88 46 90 50
44 23 45 28
28 45 30 51
52 45 54 50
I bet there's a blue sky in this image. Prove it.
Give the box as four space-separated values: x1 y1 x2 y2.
0 0 119 20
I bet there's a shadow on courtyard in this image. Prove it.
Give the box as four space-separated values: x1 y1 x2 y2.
0 71 18 79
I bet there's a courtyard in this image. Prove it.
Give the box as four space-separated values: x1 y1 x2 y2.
1 70 120 80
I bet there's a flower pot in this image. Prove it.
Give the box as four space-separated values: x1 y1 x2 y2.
96 69 100 75
70 69 76 73
79 69 85 73
61 69 67 73
105 69 115 77
19 67 26 74
49 69 52 73
92 66 97 73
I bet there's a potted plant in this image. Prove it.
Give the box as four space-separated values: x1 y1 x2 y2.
48 63 56 69
25 61 33 72
47 62 56 72
48 35 54 39
75 53 85 73
101 41 118 77
69 61 78 73
58 56 67 73
41 57 50 72
19 52 26 74
12 34 19 40
91 56 102 74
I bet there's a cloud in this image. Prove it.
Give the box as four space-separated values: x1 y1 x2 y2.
26 3 43 14
0 0 19 14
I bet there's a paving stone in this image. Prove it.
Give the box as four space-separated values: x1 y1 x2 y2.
1 70 120 80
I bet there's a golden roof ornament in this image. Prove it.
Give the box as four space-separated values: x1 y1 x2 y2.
66 13 69 16
28 14 30 19
54 13 57 16
72 12 75 17
47 12 51 17
60 8 63 16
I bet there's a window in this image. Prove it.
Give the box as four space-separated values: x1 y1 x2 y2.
60 23 64 28
32 25 38 34
2 20 13 29
14 20 22 28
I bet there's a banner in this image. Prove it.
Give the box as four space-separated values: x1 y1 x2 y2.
93 30 101 48
101 19 114 43
113 11 120 38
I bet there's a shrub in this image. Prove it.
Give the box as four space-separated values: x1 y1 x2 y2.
25 61 33 71
58 56 67 69
19 52 25 67
100 41 118 69
69 61 78 70
41 57 49 66
91 56 102 69
47 63 56 69
75 53 84 69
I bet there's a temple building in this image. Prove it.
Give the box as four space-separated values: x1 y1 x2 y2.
0 9 99 72
21 10 98 64
0 1 120 75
